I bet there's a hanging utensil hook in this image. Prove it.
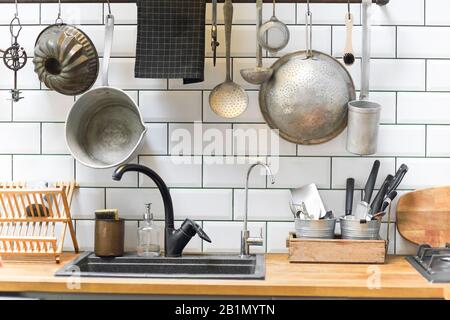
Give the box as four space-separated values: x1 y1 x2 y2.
10 0 22 43
305 0 313 57
346 0 352 20
14 0 18 17
55 0 63 25
106 0 112 15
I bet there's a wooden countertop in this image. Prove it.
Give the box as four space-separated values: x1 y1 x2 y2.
0 253 448 299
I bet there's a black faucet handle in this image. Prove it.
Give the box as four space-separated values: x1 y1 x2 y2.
181 219 212 243
194 223 212 243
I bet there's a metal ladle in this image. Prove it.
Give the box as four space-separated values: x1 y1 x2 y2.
209 0 248 119
240 0 272 85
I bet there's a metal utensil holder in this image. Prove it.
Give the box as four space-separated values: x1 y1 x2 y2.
339 202 392 251
340 217 381 240
347 101 381 155
295 218 336 239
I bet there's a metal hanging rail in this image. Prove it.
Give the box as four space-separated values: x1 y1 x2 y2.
0 1 389 5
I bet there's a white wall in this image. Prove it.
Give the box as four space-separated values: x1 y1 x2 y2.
0 0 442 255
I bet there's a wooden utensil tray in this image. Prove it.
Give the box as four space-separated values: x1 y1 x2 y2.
286 233 387 264
0 182 79 263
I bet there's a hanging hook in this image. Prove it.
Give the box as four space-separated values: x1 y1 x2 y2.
305 0 312 57
106 0 112 15
55 0 63 25
346 0 352 21
14 0 18 17
10 0 22 42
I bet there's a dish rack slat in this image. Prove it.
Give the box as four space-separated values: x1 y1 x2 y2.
0 181 79 263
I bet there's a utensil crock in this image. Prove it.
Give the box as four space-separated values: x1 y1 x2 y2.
95 219 125 257
295 218 336 239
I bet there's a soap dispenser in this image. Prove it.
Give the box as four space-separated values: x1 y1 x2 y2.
137 203 161 257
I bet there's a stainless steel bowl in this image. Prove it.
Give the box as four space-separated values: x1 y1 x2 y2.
295 218 336 239
66 87 147 169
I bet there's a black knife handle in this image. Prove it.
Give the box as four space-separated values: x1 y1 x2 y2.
381 191 398 212
345 178 355 216
370 174 393 215
387 164 408 194
363 160 380 203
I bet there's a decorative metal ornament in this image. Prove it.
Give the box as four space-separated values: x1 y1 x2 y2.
2 44 27 72
1 3 27 102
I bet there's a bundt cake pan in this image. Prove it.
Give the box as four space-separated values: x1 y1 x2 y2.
33 24 99 96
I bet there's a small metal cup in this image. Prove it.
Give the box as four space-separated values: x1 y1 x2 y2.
340 217 381 240
295 218 336 239
94 219 125 257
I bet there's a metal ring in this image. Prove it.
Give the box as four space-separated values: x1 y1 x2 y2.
9 16 22 39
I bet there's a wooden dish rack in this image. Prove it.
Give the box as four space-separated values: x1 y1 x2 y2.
0 182 79 263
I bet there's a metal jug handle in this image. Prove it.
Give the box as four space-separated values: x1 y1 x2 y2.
102 14 115 87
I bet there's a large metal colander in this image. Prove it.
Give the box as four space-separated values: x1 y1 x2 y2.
260 51 355 144
259 8 355 145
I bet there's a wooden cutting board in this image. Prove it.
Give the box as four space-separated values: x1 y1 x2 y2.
397 187 450 247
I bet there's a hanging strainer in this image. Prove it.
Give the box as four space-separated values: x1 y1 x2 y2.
257 0 290 54
209 0 248 118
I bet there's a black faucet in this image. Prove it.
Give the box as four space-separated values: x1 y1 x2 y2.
112 164 211 257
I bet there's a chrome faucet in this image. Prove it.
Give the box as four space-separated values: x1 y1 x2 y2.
241 162 275 257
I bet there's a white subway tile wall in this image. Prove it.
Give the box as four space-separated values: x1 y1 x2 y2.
0 0 445 254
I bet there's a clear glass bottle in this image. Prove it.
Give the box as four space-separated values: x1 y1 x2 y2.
137 203 161 257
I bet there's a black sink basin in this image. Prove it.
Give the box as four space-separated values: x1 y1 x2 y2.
55 252 265 280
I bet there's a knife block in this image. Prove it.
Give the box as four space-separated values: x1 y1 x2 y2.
0 181 79 263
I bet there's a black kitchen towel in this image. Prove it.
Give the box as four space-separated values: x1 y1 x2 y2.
135 0 205 84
